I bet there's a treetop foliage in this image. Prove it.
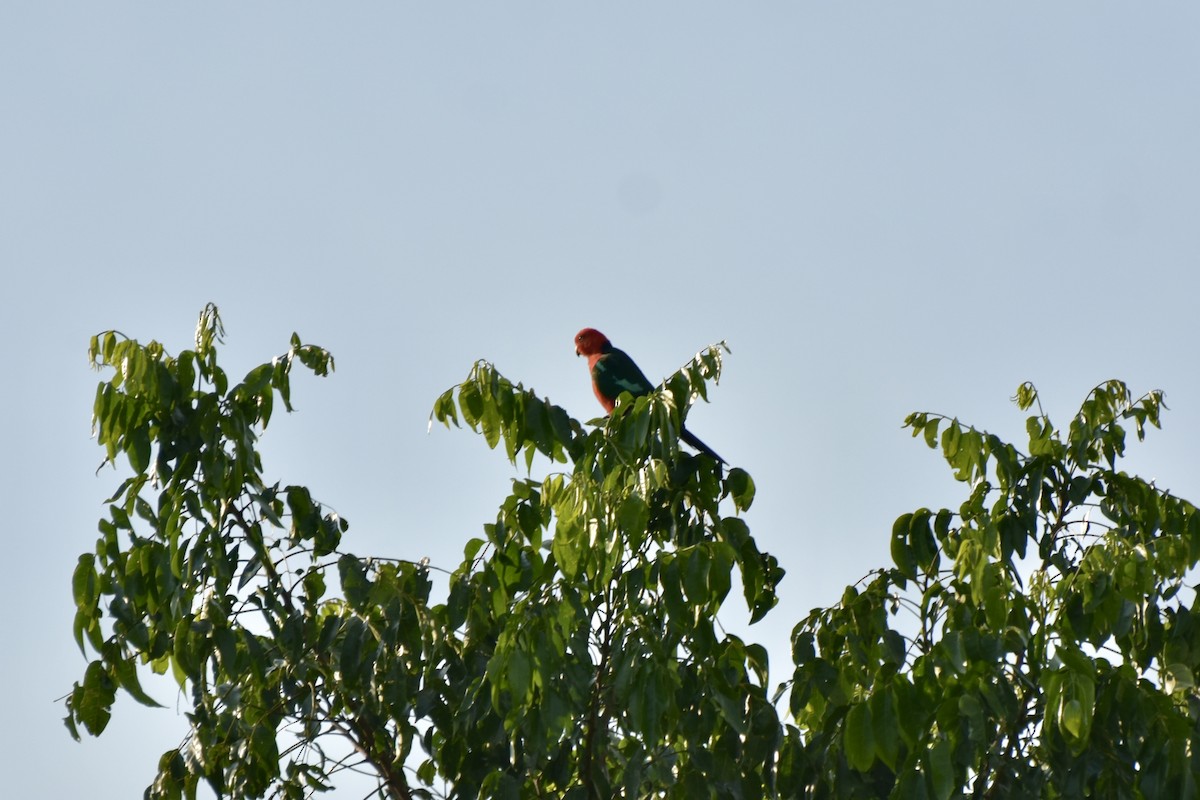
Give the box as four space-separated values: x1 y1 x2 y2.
67 305 1200 799
791 379 1200 798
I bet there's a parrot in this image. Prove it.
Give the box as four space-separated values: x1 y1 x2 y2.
574 327 725 464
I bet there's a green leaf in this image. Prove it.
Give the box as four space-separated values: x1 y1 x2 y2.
238 553 263 590
302 569 326 604
745 643 769 688
463 537 486 562
870 689 900 771
958 693 985 746
459 379 483 427
660 555 689 631
1014 381 1038 410
909 508 938 575
843 702 875 772
682 546 710 603
339 617 366 685
63 711 80 743
928 737 954 800
1165 662 1195 693
431 387 459 429
213 627 238 672
72 553 98 614
712 690 749 736
245 362 273 394
552 516 583 580
941 420 961 460
891 513 916 580
507 647 533 703
480 398 502 449
725 468 756 512
338 555 370 609
127 426 151 474
112 656 164 708
74 661 117 736
748 551 782 623
923 417 940 449
286 485 318 541
1051 666 1095 756
933 508 952 540
1061 698 1084 739
617 495 649 546
982 564 1008 630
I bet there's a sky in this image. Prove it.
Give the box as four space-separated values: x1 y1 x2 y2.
3 3 1199 797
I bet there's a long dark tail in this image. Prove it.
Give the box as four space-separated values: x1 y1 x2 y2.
681 426 725 464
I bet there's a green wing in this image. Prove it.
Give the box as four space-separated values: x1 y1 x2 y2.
593 348 655 402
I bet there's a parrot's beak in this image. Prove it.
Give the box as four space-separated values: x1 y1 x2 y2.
575 347 581 357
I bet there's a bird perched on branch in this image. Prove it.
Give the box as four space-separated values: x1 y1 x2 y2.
574 327 724 463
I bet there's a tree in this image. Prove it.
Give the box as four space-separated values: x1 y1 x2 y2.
67 306 1200 798
67 305 780 799
785 381 1200 798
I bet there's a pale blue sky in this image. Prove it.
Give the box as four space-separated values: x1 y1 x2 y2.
4 4 1199 797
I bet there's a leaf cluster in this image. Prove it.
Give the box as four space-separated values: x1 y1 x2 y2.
69 309 786 799
784 380 1200 798
422 343 784 798
69 307 1200 800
